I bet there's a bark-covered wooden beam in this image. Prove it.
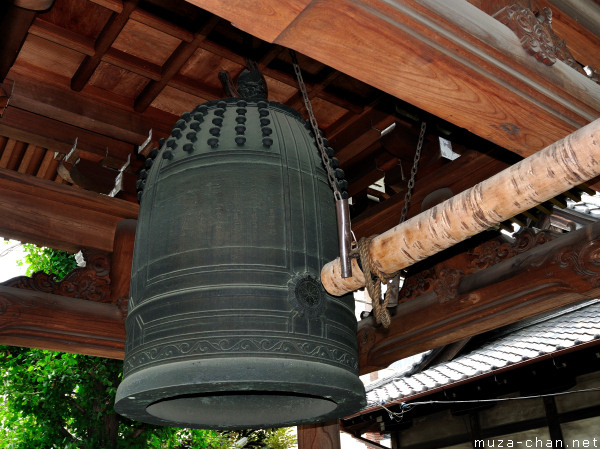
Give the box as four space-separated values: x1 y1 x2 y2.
322 117 600 296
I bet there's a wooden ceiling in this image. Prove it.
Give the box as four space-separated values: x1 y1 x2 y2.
1 0 600 239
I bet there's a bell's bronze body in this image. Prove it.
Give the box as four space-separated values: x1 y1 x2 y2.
114 95 365 429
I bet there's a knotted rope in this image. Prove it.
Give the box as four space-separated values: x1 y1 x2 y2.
357 236 397 328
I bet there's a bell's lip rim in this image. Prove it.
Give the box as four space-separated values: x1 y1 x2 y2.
114 356 366 429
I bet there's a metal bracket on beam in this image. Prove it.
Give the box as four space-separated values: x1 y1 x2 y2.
0 80 14 118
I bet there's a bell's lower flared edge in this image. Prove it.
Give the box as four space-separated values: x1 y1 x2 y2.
114 356 366 430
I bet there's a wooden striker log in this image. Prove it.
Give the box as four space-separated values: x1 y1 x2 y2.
322 118 600 296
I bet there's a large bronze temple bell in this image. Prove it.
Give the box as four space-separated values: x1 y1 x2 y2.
114 76 366 429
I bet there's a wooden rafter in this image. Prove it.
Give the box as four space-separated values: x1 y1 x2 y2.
133 15 221 112
71 0 140 91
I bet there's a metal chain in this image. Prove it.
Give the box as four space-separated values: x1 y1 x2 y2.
290 50 343 201
399 121 427 224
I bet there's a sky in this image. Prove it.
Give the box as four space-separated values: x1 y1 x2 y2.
0 239 28 282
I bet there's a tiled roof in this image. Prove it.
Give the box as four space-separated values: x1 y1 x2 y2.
365 300 600 407
568 194 600 217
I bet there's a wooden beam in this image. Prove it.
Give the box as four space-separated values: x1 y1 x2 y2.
7 77 156 147
188 0 600 157
357 221 600 374
0 106 135 162
297 421 341 449
0 285 125 359
134 16 221 112
352 148 512 238
322 117 600 296
71 0 140 91
185 0 311 44
0 168 138 253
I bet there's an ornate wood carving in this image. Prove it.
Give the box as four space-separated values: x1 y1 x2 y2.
0 219 135 357
490 1 585 74
399 229 555 304
357 221 600 374
2 250 112 303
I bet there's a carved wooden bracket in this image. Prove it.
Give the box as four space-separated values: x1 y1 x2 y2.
488 0 584 75
399 228 555 304
0 219 135 358
0 219 136 316
2 250 112 302
357 222 600 374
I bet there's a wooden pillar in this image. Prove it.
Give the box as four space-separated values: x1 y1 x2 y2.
297 421 341 449
0 1 55 81
110 219 136 304
543 396 565 448
0 168 138 253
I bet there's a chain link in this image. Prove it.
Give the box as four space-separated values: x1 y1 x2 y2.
290 50 343 201
399 121 426 224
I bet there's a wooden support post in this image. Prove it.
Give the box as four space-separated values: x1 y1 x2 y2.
0 286 125 359
110 219 136 304
543 396 565 448
0 1 55 81
297 421 341 449
322 117 600 296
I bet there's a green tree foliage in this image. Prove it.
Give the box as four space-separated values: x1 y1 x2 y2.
17 243 78 280
0 346 227 449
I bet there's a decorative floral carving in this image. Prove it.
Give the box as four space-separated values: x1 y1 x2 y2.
494 4 556 65
1 250 113 304
398 268 435 300
399 229 555 304
287 273 327 319
492 1 584 75
469 228 554 271
554 240 600 288
433 268 464 303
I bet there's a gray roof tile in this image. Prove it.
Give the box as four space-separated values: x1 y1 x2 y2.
364 300 600 407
